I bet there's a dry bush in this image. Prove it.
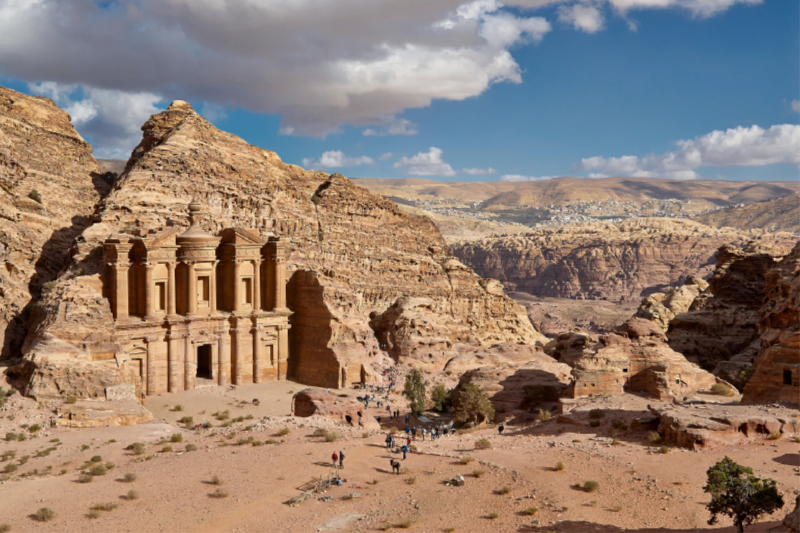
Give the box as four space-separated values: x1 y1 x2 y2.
405 476 416 485
474 438 491 450
185 444 198 452
161 446 172 453
91 502 118 512
0 524 9 533
710 383 734 397
32 508 55 522
496 486 512 495
583 480 600 493
89 464 107 476
277 428 290 436
87 510 101 520
648 431 663 445
659 445 670 454
209 475 223 485
90 455 102 463
123 472 137 483
324 432 339 443
128 442 145 455
396 519 413 529
487 512 499 519
460 456 475 464
473 469 485 478
209 488 229 498
767 432 782 440
126 490 139 500
524 507 538 515
78 473 93 483
171 405 184 412
555 460 565 472
66 395 77 404
538 409 551 422
312 428 328 437
3 463 18 473
170 433 183 443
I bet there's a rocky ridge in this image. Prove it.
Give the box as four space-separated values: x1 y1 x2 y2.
451 218 794 303
693 192 800 235
20 100 543 395
0 87 108 359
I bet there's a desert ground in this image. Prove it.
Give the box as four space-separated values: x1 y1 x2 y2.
1 380 797 533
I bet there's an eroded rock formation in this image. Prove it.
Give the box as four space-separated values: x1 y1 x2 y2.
19 100 543 395
451 219 793 302
563 319 728 400
291 388 379 429
743 242 800 405
0 87 108 359
666 243 790 374
634 276 708 331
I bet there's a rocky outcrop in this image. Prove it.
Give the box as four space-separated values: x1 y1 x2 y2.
743 242 800 405
451 219 793 303
55 399 153 428
22 100 543 392
651 403 800 450
455 355 572 421
564 319 729 400
0 87 108 359
667 243 790 373
634 276 708 330
785 494 800 533
694 192 800 235
291 388 379 429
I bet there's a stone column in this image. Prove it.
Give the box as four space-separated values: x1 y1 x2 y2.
184 335 194 391
252 325 262 384
217 329 230 386
252 260 262 311
144 261 155 319
166 262 177 316
167 333 181 393
232 326 243 385
209 260 218 313
211 342 219 382
232 260 241 313
145 336 157 395
267 238 289 312
277 324 290 380
114 261 130 320
187 262 197 316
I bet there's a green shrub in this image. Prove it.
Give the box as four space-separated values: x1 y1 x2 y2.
660 445 670 454
40 281 57 296
648 431 663 445
555 460 565 472
91 502 118 512
431 383 452 412
277 427 290 437
0 523 10 532
126 490 139 500
611 419 628 430
161 446 172 453
767 432 781 441
185 444 198 452
28 424 41 433
89 464 107 476
18 455 29 465
90 455 102 463
66 395 78 404
475 438 491 450
524 507 538 515
171 405 184 412
32 508 55 522
28 189 42 204
4 433 16 442
473 469 485 478
497 486 512 495
4 463 18 473
170 433 183 443
123 472 137 483
324 432 339 443
80 444 89 451
460 456 475 465
128 442 145 455
78 473 93 483
538 408 551 422
178 416 193 426
487 512 498 519
710 383 734 397
583 480 600 493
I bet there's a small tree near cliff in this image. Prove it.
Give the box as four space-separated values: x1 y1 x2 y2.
452 384 495 426
403 369 427 416
430 384 452 412
704 456 784 533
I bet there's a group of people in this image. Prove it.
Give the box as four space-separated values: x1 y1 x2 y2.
403 425 454 441
331 450 345 469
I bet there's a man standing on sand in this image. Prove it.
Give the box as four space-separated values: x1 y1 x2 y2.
339 451 345 469
385 434 392 448
332 451 338 469
401 444 408 460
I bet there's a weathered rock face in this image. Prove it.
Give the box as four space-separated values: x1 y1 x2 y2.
23 100 543 393
455 355 572 421
291 388 379 429
667 243 790 373
694 192 800 235
55 399 153 428
564 319 728 400
785 494 800 533
0 87 107 359
743 242 800 405
634 276 708 331
451 218 793 303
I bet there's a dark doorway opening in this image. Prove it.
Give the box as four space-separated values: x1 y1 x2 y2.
197 345 212 380
784 369 793 386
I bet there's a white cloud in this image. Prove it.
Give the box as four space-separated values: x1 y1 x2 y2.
575 124 800 180
301 150 375 170
500 174 556 181
29 82 163 159
378 152 394 161
792 100 800 113
557 4 605 33
603 0 763 19
394 147 457 176
363 116 418 136
462 167 497 175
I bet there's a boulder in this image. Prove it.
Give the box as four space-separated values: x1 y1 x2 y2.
634 276 707 331
291 388 379 429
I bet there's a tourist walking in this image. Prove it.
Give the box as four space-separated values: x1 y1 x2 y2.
339 451 345 469
401 444 408 460
405 413 409 424
385 434 392 448
332 451 338 469
411 427 417 440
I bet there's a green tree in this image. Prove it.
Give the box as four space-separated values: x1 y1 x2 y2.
452 384 495 426
704 456 784 533
430 384 452 413
403 369 427 416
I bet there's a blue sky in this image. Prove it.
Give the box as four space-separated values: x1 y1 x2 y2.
0 0 797 182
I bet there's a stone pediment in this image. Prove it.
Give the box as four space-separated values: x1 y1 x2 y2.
218 227 267 246
130 226 181 252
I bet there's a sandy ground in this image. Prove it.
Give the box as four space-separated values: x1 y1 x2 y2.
0 382 798 533
511 292 639 336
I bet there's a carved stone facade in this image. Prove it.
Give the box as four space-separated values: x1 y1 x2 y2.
103 202 291 396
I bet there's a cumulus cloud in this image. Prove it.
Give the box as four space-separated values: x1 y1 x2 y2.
29 82 163 159
394 147 457 176
557 4 605 33
575 124 800 180
462 167 497 175
500 174 556 181
301 150 375 170
363 116 418 136
378 152 394 161
792 100 800 113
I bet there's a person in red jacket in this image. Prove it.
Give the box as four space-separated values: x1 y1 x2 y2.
332 451 338 469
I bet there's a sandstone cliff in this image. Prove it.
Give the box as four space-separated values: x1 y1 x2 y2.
20 100 543 395
666 242 790 374
742 242 800 405
451 219 792 303
0 87 107 360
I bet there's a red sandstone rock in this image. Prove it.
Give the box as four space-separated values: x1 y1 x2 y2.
0 87 108 359
634 276 708 331
291 388 379 429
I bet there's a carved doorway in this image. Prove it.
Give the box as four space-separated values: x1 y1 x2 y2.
197 345 212 380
